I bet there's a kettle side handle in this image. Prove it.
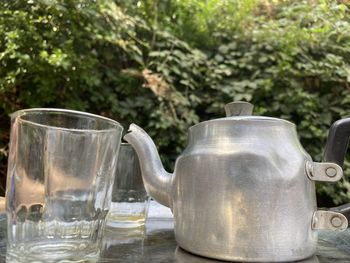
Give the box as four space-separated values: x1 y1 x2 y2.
318 118 350 228
323 118 350 167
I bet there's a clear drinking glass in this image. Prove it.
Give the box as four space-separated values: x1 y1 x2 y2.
106 143 150 228
5 109 123 262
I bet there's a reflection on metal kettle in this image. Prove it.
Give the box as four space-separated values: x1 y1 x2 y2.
174 247 320 263
124 101 350 262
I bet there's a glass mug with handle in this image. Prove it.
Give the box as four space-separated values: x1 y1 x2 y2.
5 109 123 262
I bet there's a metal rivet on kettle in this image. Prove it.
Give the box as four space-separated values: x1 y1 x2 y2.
326 167 337 178
331 216 343 228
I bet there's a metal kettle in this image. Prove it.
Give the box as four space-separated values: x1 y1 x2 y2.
124 101 350 262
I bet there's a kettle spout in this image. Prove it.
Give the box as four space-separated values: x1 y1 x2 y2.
123 124 173 208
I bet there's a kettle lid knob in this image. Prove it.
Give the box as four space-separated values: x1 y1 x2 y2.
224 101 254 117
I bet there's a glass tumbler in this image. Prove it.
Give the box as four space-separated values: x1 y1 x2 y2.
5 109 123 262
106 143 150 228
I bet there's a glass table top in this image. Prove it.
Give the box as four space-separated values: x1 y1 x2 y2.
0 202 350 262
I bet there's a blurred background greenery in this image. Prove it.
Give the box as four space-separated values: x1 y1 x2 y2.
1 0 350 206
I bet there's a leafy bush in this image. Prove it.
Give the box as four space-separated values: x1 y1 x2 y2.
1 0 350 206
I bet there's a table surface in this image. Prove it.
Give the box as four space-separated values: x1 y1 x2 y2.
1 202 350 262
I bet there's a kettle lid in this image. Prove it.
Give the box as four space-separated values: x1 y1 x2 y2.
188 101 294 139
222 101 293 125
224 101 254 117
190 101 294 132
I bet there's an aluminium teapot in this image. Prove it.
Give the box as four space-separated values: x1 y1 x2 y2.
124 101 350 262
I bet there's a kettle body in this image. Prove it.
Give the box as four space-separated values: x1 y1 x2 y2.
124 102 348 262
172 117 316 261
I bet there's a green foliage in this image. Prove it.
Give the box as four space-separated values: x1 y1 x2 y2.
0 0 142 112
1 0 350 205
116 0 259 50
